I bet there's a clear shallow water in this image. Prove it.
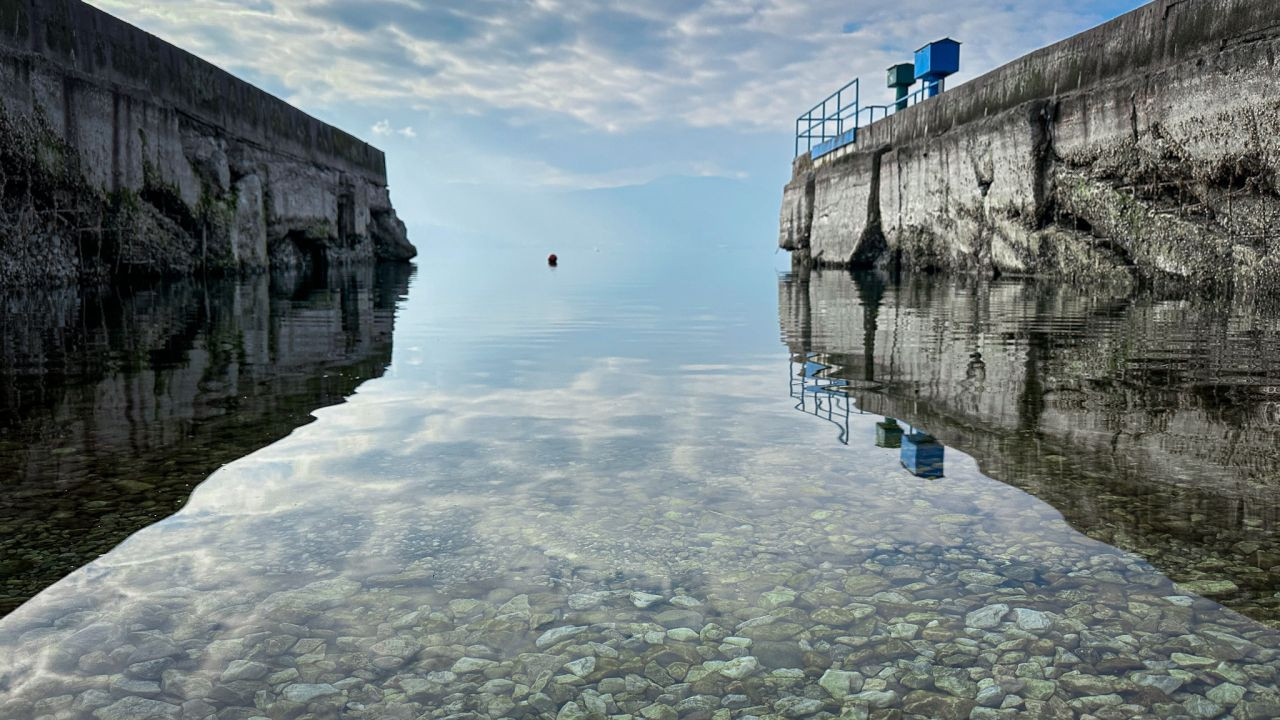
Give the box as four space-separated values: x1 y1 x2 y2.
2 228 1280 719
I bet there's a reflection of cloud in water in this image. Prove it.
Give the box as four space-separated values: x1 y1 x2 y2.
2 354 1277 712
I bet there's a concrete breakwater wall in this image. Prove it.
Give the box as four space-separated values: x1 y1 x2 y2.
0 0 416 286
780 0 1280 293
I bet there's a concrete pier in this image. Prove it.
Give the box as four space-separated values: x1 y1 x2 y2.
0 0 416 286
780 0 1280 293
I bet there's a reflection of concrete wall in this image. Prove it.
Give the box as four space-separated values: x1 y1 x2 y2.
0 265 411 615
778 270 1280 618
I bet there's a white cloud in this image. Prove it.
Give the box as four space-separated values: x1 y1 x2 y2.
88 0 1142 134
371 119 416 138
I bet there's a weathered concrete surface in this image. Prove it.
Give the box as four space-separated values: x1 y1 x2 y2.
780 0 1280 293
779 269 1280 624
0 0 415 286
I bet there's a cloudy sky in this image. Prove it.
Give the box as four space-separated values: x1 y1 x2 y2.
89 0 1145 239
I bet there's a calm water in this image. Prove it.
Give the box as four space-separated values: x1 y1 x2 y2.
2 229 1280 718
0 266 410 616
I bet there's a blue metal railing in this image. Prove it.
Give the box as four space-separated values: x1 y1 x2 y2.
796 80 938 160
795 78 860 159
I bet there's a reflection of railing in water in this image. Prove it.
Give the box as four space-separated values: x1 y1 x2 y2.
789 354 946 476
790 353 860 445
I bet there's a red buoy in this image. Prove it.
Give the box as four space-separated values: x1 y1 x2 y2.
547 253 558 266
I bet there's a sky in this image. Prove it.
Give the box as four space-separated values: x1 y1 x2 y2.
88 0 1147 245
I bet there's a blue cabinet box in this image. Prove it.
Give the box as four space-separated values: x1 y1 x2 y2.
901 432 945 478
914 39 961 81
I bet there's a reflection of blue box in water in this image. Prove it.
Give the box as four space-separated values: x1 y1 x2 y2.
876 419 904 449
901 432 945 478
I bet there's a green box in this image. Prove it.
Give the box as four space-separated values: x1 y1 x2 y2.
876 419 904 449
887 63 915 89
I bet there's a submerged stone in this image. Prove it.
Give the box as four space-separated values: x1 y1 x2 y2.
774 696 825 717
965 604 1010 629
93 697 179 720
1011 609 1053 632
1133 673 1183 696
1178 579 1239 598
282 683 340 703
537 626 588 649
565 657 596 678
1183 695 1225 719
818 669 863 700
1206 682 1246 707
719 656 760 680
654 609 704 629
453 657 498 673
631 591 665 609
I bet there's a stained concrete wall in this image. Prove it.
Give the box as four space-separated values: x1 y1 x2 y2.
780 0 1280 294
0 0 415 285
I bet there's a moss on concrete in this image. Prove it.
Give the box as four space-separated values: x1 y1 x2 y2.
0 106 103 283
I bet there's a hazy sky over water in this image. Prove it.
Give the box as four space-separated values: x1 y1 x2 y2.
90 0 1145 239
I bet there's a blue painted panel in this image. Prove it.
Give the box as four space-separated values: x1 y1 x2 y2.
915 38 961 80
810 128 858 160
804 361 831 378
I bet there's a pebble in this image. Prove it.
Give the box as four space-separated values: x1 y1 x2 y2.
654 608 703 629
719 656 760 680
1011 608 1053 632
667 628 699 642
774 696 825 717
817 669 863 700
537 626 589 649
853 690 899 708
220 659 269 682
1133 672 1182 696
1207 682 1246 706
281 684 340 703
565 657 596 678
1171 652 1217 669
965 604 1010 629
1183 695 1225 718
92 697 179 720
630 591 665 609
452 657 498 673
640 703 677 720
